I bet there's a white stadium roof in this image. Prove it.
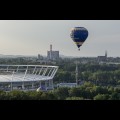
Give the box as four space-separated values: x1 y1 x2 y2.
0 65 58 83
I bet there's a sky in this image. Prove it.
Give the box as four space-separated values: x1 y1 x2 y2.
0 20 120 57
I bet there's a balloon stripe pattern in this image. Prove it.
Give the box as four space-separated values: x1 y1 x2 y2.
70 27 88 50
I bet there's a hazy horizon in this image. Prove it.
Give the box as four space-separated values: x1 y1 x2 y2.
0 20 120 57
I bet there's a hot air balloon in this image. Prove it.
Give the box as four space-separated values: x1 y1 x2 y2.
70 27 88 51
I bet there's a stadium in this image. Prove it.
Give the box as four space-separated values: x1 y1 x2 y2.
0 65 58 91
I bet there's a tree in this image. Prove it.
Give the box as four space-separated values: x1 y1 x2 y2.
66 97 84 100
53 87 70 100
94 94 110 100
8 90 29 100
0 90 7 100
110 92 120 100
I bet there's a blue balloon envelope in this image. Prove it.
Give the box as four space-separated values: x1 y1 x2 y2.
70 27 88 50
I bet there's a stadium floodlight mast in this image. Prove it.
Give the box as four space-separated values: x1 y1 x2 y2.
75 61 78 85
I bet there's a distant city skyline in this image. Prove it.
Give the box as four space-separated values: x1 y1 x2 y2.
0 20 120 57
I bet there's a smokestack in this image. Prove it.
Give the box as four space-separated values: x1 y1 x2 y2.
50 44 52 51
